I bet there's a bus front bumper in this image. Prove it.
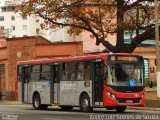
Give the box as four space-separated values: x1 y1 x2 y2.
103 90 145 107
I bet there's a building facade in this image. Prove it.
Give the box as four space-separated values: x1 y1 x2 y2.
0 36 83 100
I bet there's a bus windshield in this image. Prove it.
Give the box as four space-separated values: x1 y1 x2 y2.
106 63 144 86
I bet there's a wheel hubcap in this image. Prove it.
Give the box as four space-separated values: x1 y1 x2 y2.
82 99 88 109
35 97 39 108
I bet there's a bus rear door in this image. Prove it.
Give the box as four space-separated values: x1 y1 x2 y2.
51 64 60 104
21 65 30 103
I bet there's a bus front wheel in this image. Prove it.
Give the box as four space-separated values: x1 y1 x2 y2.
115 106 126 113
33 94 47 110
80 94 92 112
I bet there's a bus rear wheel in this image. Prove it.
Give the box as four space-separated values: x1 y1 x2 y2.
80 94 92 112
115 106 126 113
33 94 47 110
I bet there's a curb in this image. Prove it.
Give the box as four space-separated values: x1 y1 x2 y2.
0 101 22 105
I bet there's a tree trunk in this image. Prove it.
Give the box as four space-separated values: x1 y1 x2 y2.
115 0 125 52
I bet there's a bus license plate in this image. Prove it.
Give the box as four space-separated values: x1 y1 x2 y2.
126 100 133 103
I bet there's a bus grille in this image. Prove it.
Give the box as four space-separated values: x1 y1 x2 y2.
117 98 141 103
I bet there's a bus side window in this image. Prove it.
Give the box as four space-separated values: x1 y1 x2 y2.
41 64 50 81
75 61 91 80
62 63 67 81
76 62 84 80
31 65 40 81
62 62 76 81
84 62 91 80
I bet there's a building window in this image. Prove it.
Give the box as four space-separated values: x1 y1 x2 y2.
23 35 28 37
11 26 15 30
22 16 27 20
36 28 40 34
1 6 15 12
23 25 27 30
0 26 4 29
11 16 15 21
0 16 4 21
36 19 39 23
1 7 6 12
12 35 16 38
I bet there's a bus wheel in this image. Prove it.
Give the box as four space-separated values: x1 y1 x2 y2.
115 106 126 113
61 106 73 111
33 94 47 110
80 94 92 112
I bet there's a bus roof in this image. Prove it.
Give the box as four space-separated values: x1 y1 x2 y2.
17 53 141 65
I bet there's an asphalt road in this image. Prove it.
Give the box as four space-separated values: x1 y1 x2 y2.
0 105 159 120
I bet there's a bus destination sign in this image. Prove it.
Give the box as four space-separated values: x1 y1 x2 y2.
109 55 140 62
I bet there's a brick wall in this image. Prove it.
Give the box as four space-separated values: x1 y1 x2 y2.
3 36 83 100
0 47 7 61
35 42 83 58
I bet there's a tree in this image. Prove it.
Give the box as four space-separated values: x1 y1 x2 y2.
19 0 156 53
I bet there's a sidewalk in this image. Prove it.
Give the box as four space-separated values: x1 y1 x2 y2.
131 87 160 111
0 100 22 105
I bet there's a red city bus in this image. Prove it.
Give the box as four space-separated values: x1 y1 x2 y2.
15 53 145 113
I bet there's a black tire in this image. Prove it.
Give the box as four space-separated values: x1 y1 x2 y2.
106 106 114 110
41 105 48 110
115 106 126 113
61 106 73 111
80 94 92 112
33 94 48 110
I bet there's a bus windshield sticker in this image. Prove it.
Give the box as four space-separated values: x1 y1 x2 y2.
129 79 135 87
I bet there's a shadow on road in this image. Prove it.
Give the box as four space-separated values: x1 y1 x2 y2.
24 107 135 114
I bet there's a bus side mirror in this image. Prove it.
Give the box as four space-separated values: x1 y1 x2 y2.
149 81 153 88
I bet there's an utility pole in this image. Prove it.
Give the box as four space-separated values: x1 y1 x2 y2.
155 0 160 98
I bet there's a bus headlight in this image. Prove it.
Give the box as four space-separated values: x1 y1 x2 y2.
141 94 145 98
106 92 116 99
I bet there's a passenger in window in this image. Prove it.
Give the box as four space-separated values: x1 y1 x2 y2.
77 71 82 80
77 63 84 80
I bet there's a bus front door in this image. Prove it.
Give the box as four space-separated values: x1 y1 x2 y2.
51 65 60 104
22 66 30 103
93 62 104 105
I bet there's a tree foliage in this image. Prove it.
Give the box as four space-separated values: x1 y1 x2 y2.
19 0 157 53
